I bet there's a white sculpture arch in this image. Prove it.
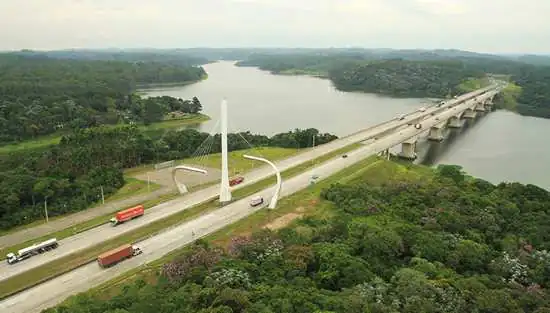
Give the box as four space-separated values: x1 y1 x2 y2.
243 154 282 209
172 165 207 194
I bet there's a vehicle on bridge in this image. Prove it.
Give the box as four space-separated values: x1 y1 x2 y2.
110 205 145 226
6 238 59 264
229 176 244 186
97 244 142 268
250 196 264 207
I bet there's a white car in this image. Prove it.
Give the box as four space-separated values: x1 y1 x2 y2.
398 114 406 120
419 107 426 112
250 196 264 207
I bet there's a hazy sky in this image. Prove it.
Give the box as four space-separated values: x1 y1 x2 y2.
0 0 548 53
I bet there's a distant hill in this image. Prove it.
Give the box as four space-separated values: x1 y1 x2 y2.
511 54 550 66
7 49 209 66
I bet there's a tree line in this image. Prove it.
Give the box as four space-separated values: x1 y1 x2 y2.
43 163 550 313
0 126 337 230
237 51 550 120
328 59 485 98
0 54 207 143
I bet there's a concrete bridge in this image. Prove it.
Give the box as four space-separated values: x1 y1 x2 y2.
382 86 501 160
0 84 504 313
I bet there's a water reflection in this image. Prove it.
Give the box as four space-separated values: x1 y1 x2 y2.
418 113 488 166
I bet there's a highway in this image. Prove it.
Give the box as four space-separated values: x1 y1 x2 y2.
0 86 497 282
0 87 499 313
0 85 496 250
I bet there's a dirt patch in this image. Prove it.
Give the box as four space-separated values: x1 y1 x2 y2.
132 164 221 188
263 212 304 231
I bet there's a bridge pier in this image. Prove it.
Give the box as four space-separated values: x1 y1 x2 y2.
398 136 417 160
428 122 446 141
448 116 464 128
463 108 477 119
475 102 486 112
378 149 391 160
484 98 493 109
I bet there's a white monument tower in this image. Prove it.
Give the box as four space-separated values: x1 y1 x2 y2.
219 99 232 203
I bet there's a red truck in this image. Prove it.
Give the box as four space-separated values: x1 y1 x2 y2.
229 176 244 187
110 205 145 226
97 244 142 268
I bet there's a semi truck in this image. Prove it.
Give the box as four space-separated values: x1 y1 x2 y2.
6 238 59 264
229 176 244 187
110 205 145 226
97 244 142 268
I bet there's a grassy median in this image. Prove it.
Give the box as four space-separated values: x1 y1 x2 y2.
0 143 361 300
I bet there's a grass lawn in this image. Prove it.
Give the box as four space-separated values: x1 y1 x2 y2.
183 146 301 175
0 114 210 154
137 113 210 132
0 143 361 300
457 77 491 93
125 146 301 177
496 82 522 111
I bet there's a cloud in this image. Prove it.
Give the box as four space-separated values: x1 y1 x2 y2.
0 0 548 53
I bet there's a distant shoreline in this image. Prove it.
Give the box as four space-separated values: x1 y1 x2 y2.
136 73 209 91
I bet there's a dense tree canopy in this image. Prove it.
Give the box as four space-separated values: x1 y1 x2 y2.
0 54 207 143
236 54 367 77
0 126 337 229
328 59 485 98
44 163 550 313
512 66 550 118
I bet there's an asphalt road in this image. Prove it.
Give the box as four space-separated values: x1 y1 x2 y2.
0 87 499 313
0 85 496 250
0 186 174 250
0 86 497 283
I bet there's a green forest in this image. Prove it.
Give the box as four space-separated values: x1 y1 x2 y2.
328 60 485 98
237 52 550 119
0 54 207 143
44 161 550 313
0 52 342 230
0 126 337 230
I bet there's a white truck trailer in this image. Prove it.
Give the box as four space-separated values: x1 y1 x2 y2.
6 238 59 264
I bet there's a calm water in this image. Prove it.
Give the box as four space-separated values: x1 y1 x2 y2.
144 61 550 190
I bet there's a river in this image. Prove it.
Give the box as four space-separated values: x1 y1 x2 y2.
143 61 550 190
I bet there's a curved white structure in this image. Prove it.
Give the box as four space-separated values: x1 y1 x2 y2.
219 99 232 203
171 165 208 194
243 154 282 209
